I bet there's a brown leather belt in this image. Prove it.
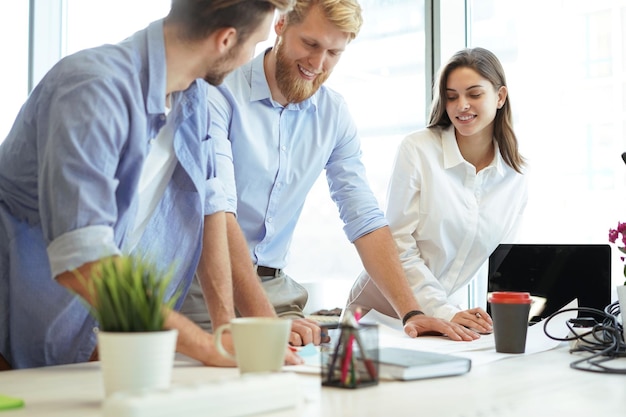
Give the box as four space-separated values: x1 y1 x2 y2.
256 266 281 277
0 353 12 371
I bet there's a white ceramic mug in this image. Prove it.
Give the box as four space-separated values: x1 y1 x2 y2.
214 317 291 374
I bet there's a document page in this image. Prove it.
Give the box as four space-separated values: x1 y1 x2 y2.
364 299 578 365
284 300 578 372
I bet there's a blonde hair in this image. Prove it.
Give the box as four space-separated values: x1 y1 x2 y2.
284 0 363 41
428 47 525 173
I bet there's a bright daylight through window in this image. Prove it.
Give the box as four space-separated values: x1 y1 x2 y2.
1 1 625 309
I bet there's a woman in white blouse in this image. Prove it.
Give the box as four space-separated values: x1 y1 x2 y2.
347 47 528 334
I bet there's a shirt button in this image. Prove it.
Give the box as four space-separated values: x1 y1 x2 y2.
159 114 166 121
281 145 287 151
267 217 273 223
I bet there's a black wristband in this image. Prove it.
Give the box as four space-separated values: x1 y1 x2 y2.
402 310 425 326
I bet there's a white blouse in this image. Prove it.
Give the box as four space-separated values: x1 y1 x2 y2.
348 125 529 321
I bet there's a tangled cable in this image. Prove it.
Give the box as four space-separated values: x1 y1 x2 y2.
542 302 626 374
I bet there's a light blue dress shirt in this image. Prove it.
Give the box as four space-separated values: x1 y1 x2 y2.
209 50 387 269
0 20 226 368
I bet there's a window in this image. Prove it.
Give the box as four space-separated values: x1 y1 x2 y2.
64 0 170 55
0 3 29 141
293 0 626 309
467 1 626 286
288 0 427 311
8 1 626 309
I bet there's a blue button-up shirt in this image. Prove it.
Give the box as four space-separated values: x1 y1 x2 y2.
0 19 225 368
210 50 387 269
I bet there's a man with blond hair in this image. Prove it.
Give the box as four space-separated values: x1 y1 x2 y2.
0 0 296 370
182 0 479 344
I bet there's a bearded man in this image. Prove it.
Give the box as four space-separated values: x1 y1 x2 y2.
180 0 479 345
0 0 303 370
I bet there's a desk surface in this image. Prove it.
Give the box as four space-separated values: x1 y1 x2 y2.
0 345 625 417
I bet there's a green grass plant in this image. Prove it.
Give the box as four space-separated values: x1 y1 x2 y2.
84 256 179 332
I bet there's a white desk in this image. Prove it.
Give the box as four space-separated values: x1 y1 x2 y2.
0 345 625 417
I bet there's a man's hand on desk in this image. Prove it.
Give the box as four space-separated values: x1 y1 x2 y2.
404 315 481 341
284 349 304 365
194 332 238 367
287 318 331 346
183 328 303 367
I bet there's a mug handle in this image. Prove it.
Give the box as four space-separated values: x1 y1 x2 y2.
214 323 236 361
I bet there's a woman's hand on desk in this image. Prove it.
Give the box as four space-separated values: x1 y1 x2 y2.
452 308 493 334
404 315 481 341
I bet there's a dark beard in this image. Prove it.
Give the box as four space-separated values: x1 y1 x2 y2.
274 42 329 103
204 44 240 86
204 72 228 86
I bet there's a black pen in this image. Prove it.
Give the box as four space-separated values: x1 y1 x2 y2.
326 327 347 384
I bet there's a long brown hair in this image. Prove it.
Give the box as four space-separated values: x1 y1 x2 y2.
428 47 525 173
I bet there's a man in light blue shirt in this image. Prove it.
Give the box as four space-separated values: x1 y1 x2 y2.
0 0 297 370
181 0 478 344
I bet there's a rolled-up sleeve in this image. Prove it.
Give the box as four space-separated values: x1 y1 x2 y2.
208 85 237 214
47 225 121 278
36 69 132 278
204 176 227 215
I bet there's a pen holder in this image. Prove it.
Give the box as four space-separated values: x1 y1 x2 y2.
321 323 379 389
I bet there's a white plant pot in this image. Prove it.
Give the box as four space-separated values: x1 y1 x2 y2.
617 285 626 341
97 329 178 397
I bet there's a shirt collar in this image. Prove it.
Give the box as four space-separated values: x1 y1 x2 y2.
249 49 317 111
441 125 505 176
145 19 168 115
492 141 505 176
442 125 465 169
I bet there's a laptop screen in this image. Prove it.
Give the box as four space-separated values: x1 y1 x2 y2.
487 244 612 323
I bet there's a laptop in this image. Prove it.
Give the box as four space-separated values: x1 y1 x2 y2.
487 244 612 324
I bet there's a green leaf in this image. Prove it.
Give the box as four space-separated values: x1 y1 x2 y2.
84 255 179 332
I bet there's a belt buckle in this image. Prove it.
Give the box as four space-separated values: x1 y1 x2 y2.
257 265 280 278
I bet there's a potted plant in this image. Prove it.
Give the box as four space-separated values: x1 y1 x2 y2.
608 222 626 337
82 255 180 397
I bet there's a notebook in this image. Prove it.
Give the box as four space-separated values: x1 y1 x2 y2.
376 348 471 381
487 244 612 323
